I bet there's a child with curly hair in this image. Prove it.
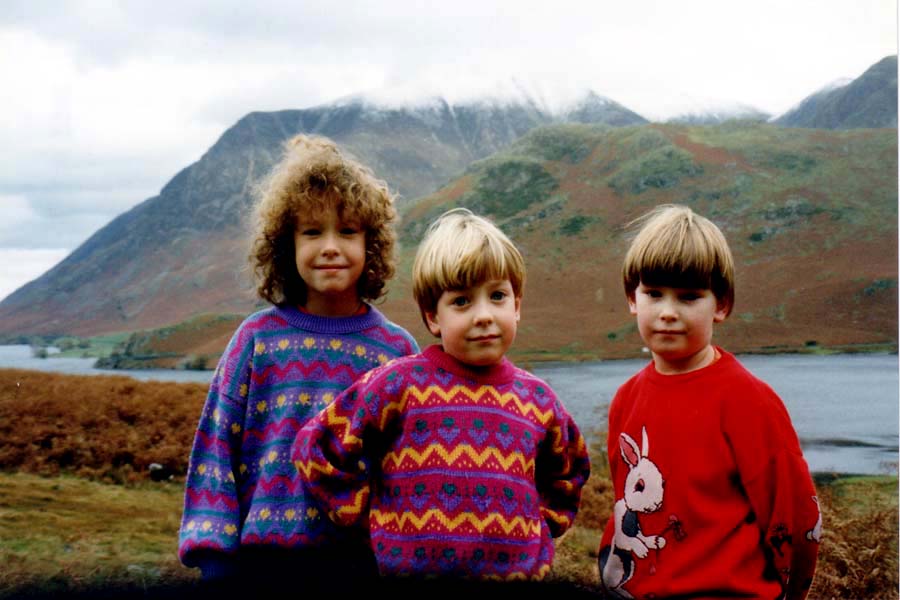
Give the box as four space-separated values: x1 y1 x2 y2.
292 208 590 582
178 135 419 586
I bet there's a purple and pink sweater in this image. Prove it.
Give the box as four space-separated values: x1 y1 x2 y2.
292 345 591 581
177 304 418 576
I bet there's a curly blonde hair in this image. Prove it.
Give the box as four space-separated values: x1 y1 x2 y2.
250 134 398 306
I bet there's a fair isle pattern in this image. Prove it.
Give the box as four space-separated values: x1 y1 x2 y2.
293 345 590 581
178 305 418 569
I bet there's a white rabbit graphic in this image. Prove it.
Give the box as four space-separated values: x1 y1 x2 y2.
599 426 666 599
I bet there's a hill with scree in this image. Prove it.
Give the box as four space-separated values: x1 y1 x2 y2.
51 121 900 368
0 92 645 340
386 122 897 361
775 55 898 129
0 56 896 364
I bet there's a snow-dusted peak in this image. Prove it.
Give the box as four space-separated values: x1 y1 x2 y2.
642 91 770 124
318 76 625 118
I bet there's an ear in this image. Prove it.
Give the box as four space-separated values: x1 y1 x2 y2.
627 293 638 316
424 310 441 337
619 432 640 468
640 426 649 458
514 296 521 322
713 299 730 323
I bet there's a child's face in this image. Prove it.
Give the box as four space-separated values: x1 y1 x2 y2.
294 209 365 316
425 279 520 367
628 282 729 374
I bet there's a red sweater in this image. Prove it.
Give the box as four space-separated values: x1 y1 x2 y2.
598 348 819 600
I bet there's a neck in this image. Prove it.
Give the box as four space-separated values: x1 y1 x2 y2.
302 292 363 317
653 344 717 375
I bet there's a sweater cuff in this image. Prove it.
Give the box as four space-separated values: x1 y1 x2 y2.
198 555 238 580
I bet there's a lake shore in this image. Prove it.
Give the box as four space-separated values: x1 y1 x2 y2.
2 346 897 476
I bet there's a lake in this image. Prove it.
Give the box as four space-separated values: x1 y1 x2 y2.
1 345 897 475
532 352 899 477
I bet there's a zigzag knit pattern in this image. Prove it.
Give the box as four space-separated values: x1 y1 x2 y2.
293 345 591 581
178 304 418 570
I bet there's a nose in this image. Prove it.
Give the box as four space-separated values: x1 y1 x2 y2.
472 298 494 326
659 298 678 322
320 232 340 257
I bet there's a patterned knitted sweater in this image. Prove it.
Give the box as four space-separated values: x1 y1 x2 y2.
292 345 591 581
178 304 418 575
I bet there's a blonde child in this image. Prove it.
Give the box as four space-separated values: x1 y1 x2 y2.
292 208 590 581
178 135 418 583
598 204 819 599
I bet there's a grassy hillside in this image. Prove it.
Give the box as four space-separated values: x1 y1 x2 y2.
390 122 898 361
95 313 246 371
41 121 898 369
0 370 895 598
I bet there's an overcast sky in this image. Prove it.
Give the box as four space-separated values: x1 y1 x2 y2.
0 0 896 302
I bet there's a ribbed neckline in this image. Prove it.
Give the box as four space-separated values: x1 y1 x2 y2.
642 346 733 385
422 344 516 385
274 303 385 334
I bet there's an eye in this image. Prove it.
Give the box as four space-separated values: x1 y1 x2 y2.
646 289 662 298
634 478 645 493
680 292 701 301
301 228 321 236
340 225 361 235
450 296 469 307
490 290 507 301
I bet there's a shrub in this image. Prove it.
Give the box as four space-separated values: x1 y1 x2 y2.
464 158 559 218
0 369 206 483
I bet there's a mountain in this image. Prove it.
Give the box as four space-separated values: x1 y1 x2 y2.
1 57 896 361
0 92 645 338
561 91 649 126
774 55 898 129
383 122 897 360
667 105 771 125
50 120 900 366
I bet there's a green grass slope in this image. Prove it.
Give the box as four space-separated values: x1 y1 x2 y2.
64 121 898 368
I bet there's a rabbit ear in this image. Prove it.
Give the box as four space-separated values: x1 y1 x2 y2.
619 432 640 467
641 426 649 458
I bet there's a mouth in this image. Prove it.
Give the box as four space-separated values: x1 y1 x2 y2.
314 265 347 270
468 334 500 342
654 330 684 335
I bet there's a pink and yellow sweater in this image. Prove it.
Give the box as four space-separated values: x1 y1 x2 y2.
292 345 591 581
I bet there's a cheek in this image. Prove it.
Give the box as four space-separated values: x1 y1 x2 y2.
353 239 367 261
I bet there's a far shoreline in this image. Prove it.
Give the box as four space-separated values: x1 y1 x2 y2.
8 339 899 373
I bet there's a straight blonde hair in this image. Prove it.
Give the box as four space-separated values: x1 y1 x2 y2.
623 204 735 314
413 208 525 326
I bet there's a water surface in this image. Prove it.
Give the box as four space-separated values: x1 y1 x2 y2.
2 345 897 474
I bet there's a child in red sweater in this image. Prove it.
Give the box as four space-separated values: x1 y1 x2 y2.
293 207 590 581
598 204 820 599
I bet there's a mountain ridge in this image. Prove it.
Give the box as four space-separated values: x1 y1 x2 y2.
0 91 646 336
0 57 896 362
774 55 897 128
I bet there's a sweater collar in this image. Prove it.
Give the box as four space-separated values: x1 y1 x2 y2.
642 345 734 384
423 344 516 385
274 303 386 334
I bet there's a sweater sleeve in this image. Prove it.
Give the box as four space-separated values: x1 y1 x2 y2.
177 359 249 574
535 395 592 537
598 387 625 552
724 382 820 599
292 366 392 528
